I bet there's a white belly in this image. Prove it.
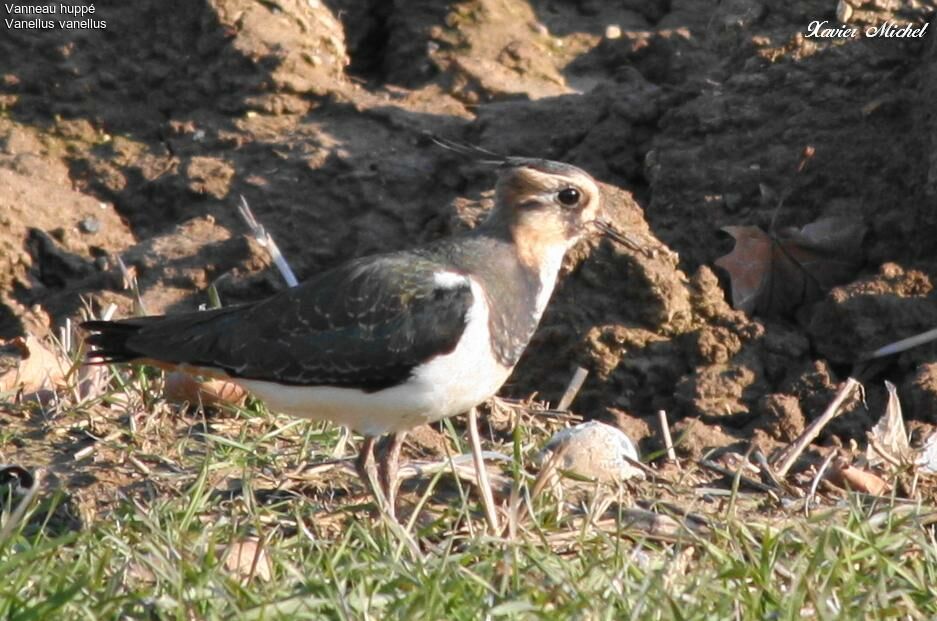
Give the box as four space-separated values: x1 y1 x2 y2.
236 278 511 437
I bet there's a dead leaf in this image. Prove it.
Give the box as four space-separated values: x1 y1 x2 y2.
221 537 271 582
916 433 937 474
828 458 887 495
714 216 866 316
0 336 66 394
865 381 912 468
164 371 247 408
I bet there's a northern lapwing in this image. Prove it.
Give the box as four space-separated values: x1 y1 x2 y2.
82 146 638 517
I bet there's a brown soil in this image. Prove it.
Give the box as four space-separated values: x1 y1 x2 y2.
2 0 937 472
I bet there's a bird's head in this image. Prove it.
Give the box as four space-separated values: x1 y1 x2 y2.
429 137 643 263
493 158 601 245
484 157 640 267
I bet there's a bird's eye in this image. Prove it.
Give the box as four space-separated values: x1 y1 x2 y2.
557 187 581 206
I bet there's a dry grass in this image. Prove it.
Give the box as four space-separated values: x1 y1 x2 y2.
2 330 937 620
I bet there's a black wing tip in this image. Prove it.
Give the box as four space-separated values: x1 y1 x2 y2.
80 318 146 364
81 319 128 332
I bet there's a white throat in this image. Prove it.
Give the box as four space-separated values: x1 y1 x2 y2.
533 243 568 317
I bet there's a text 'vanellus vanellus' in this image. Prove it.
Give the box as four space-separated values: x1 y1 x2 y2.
82 144 639 518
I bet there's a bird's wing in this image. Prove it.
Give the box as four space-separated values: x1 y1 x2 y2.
83 254 475 392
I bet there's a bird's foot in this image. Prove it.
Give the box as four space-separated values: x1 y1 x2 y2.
379 432 407 517
356 436 391 518
356 434 406 522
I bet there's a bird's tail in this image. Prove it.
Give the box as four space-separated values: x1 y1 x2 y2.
81 317 162 364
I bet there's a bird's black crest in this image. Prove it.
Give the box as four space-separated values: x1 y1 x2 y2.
429 134 590 179
429 134 506 165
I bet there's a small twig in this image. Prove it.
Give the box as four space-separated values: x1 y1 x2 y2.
116 256 149 316
749 450 798 498
522 440 573 523
331 426 352 458
774 378 861 478
492 397 582 422
547 509 708 544
725 444 757 519
506 401 524 542
72 445 95 461
127 454 153 477
556 366 588 411
622 454 660 481
73 430 122 461
467 407 501 534
694 487 745 498
60 318 73 356
287 452 513 485
863 326 937 360
530 440 572 503
237 195 298 288
657 410 677 463
698 459 778 495
637 499 713 532
101 303 118 322
806 449 838 517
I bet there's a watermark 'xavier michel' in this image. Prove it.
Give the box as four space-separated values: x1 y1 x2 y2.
806 20 929 39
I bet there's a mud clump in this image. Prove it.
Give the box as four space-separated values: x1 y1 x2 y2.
1 0 936 463
904 363 937 424
757 393 805 443
809 264 937 364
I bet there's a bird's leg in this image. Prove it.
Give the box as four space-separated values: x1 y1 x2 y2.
379 432 407 518
357 436 423 559
467 407 501 534
356 436 389 515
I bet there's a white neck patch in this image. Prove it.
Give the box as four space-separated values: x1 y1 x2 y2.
533 243 567 317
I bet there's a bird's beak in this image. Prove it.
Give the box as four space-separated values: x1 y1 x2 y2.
593 219 646 254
